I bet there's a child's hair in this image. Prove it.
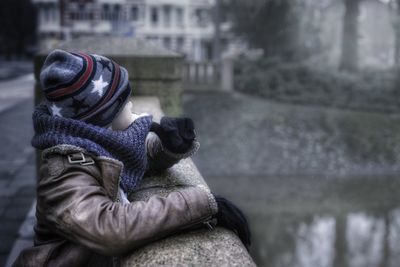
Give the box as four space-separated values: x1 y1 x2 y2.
40 49 132 127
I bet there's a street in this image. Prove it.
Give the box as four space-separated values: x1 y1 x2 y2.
0 75 36 266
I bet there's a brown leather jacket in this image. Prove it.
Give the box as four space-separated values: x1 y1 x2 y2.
13 133 218 267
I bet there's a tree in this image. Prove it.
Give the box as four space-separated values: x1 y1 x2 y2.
340 0 361 72
227 0 302 61
389 0 400 66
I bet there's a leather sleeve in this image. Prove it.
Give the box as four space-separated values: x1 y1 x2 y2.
37 155 216 256
145 132 200 173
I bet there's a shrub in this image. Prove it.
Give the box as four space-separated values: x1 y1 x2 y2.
234 57 400 113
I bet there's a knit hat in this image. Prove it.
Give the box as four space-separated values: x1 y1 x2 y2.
40 49 132 127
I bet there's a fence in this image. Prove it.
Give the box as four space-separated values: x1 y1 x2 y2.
184 58 233 92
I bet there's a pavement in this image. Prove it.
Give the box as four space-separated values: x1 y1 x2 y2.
0 61 33 81
0 75 36 267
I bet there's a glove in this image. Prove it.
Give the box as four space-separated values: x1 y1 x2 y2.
150 117 196 154
213 194 251 251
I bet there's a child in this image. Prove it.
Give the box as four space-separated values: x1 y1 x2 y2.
13 50 250 267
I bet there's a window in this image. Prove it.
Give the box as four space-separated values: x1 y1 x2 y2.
163 37 171 49
146 35 159 46
176 7 183 27
163 5 171 28
50 4 57 22
112 5 120 21
131 6 138 21
139 5 145 21
102 4 120 21
43 5 50 22
68 4 93 21
203 40 213 60
194 8 209 28
102 4 109 20
177 37 184 52
77 4 86 20
42 3 58 22
151 7 158 26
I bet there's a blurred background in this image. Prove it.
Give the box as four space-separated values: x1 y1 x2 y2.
1 0 400 266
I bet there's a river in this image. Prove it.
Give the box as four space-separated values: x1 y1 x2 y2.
205 175 400 267
184 92 400 267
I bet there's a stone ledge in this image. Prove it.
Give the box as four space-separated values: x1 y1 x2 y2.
38 37 181 58
34 37 183 81
121 228 254 267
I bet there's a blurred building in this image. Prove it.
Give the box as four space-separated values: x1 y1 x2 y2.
32 0 225 61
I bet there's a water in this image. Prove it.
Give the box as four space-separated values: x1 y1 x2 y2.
252 210 400 267
206 175 400 267
184 92 400 266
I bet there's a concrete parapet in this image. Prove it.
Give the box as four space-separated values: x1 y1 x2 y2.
124 160 255 266
121 228 254 267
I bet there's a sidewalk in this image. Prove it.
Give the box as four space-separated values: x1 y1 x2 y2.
0 75 36 266
0 74 34 113
0 61 33 81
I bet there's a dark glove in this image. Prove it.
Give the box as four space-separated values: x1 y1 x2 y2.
213 194 251 251
150 117 196 154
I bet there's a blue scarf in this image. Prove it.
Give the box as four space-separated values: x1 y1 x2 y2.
31 104 153 193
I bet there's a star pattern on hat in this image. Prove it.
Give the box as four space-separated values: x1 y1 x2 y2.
68 96 90 115
99 58 112 72
50 103 63 117
91 75 109 97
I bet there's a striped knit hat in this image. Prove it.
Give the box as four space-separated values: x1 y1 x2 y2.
40 49 132 127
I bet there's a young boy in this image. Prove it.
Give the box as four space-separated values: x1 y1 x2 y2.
13 50 250 267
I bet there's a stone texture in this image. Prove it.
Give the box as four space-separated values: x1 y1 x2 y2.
39 37 181 58
121 228 255 267
132 80 182 116
124 157 256 266
129 158 208 199
34 37 183 116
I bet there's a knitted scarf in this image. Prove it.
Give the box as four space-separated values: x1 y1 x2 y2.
31 104 153 193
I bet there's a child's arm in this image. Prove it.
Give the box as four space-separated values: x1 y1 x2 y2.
38 154 217 256
146 117 199 173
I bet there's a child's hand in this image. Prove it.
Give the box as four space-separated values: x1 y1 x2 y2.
150 117 196 154
212 194 251 251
